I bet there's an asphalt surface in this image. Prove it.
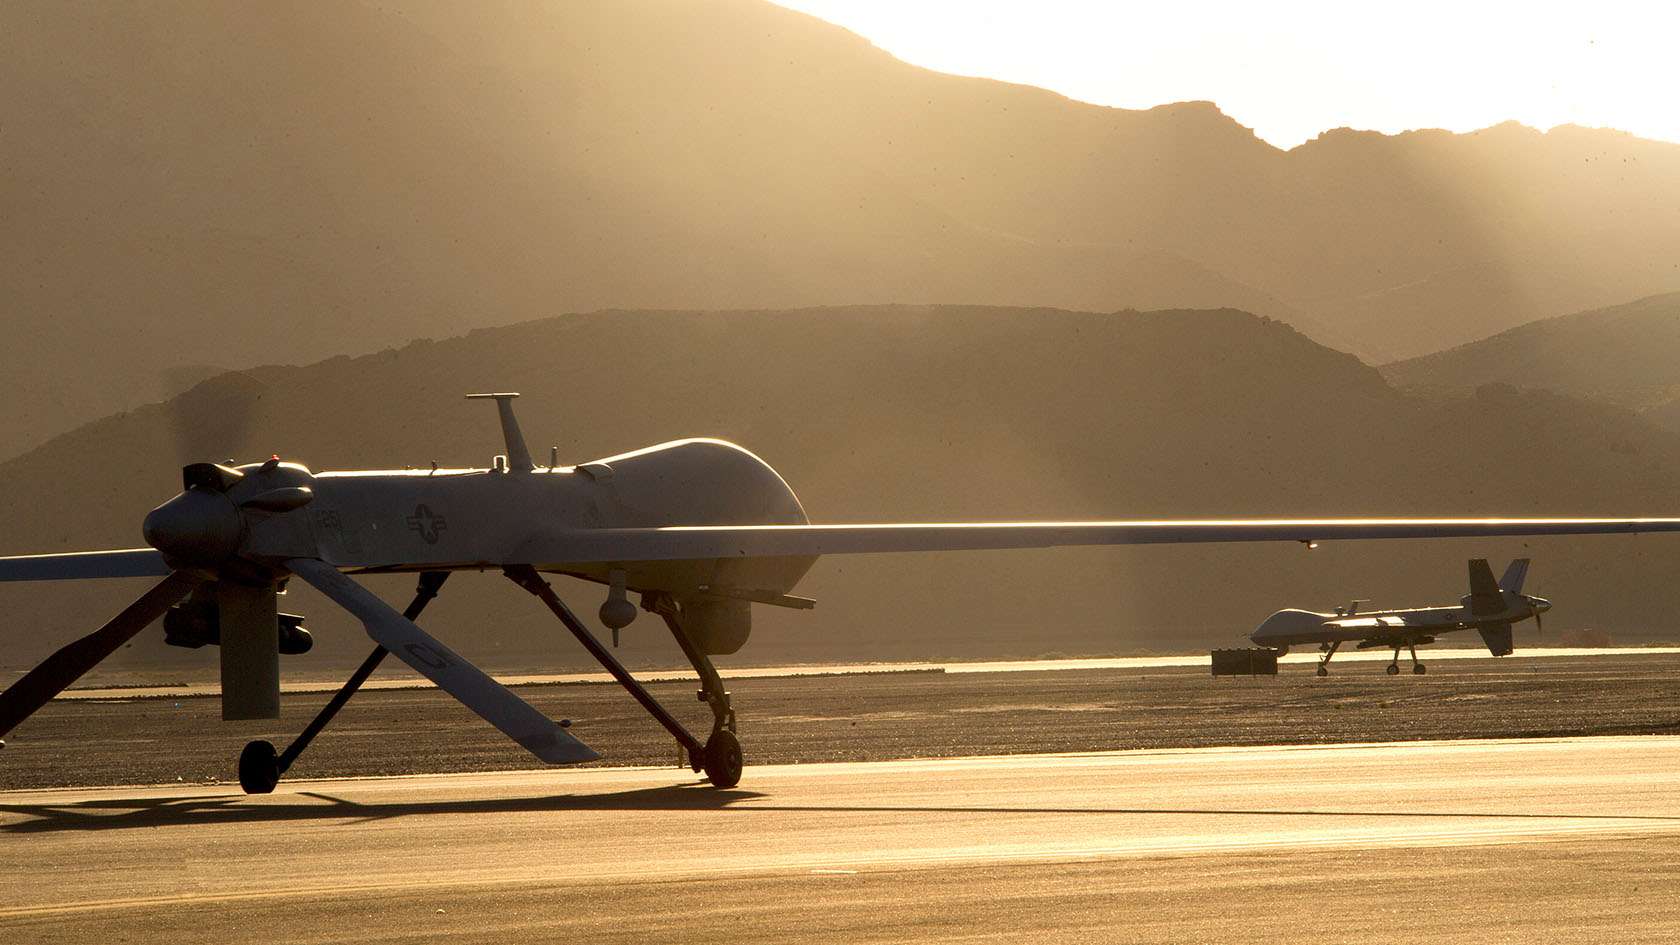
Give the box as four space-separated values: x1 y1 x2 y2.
5 737 1680 943
9 652 1680 789
55 647 1680 700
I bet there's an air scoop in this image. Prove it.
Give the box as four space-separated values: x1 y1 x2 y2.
242 486 314 513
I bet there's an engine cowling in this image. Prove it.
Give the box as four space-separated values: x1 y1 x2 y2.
682 598 751 655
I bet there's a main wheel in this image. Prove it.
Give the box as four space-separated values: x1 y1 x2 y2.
1385 663 1400 676
238 739 280 794
1315 665 1329 677
1413 663 1427 675
701 730 743 788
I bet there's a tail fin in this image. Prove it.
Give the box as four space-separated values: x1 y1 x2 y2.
1478 622 1515 656
1467 558 1504 616
1500 558 1530 595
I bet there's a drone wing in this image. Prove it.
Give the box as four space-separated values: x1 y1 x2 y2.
0 549 172 582
11 520 1680 579
517 518 1680 564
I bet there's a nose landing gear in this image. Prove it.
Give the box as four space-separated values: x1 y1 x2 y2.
698 729 743 789
506 567 744 788
1315 640 1341 677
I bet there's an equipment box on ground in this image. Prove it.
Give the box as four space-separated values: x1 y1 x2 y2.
1211 647 1279 676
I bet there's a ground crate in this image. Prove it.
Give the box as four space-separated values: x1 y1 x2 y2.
1210 647 1279 676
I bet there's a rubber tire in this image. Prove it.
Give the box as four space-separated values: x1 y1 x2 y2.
1413 664 1427 675
702 730 744 789
1385 663 1400 676
239 739 281 795
1315 665 1328 677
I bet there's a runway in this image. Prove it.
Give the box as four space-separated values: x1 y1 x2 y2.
55 645 1680 700
4 737 1680 943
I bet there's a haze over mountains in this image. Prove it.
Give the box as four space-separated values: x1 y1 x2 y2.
6 0 1680 456
1384 292 1680 431
4 305 1679 681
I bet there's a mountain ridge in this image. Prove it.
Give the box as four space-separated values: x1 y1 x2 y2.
1382 291 1680 428
6 0 1680 456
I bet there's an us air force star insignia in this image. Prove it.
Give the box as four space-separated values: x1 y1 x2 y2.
406 504 447 544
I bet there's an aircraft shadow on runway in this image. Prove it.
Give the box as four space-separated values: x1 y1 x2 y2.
0 783 761 834
6 783 1680 835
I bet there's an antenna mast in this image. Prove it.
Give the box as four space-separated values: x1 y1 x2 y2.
465 393 535 473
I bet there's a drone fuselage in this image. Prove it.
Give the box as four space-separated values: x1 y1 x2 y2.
155 437 817 603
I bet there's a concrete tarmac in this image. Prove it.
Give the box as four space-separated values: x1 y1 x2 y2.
4 736 1679 943
55 646 1680 700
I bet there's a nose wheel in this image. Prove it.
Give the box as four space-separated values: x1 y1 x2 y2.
1315 640 1341 677
698 729 743 788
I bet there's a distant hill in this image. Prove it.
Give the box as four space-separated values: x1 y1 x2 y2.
3 305 1678 684
1382 292 1680 429
5 0 1680 455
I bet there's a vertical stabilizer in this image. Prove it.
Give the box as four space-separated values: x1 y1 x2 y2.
1467 558 1504 616
466 393 535 473
1500 558 1531 595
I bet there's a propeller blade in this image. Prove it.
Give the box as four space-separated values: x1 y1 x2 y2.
1534 606 1543 637
285 558 597 764
0 570 202 737
167 372 265 467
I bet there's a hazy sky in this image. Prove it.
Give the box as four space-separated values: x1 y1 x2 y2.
772 1 1678 149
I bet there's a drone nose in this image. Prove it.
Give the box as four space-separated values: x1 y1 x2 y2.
142 489 244 566
1531 596 1552 612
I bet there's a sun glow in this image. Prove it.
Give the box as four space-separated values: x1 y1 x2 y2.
772 0 1680 149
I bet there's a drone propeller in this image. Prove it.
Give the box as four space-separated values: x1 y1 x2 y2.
166 372 264 469
0 570 203 738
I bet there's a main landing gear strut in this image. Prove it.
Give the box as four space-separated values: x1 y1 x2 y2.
1387 642 1426 676
237 572 450 794
503 566 743 788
